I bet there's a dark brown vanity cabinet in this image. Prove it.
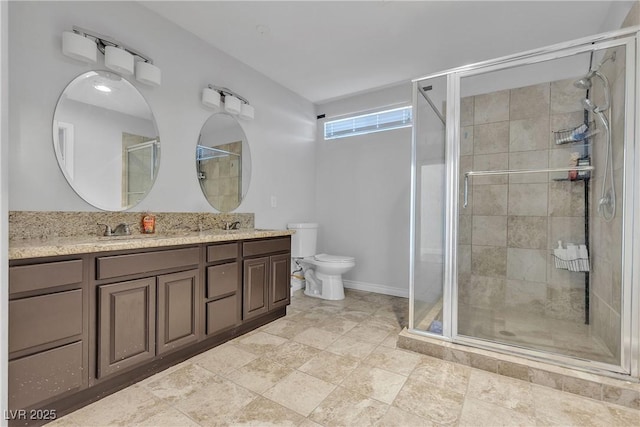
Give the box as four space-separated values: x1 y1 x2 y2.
93 246 200 380
8 235 291 418
242 237 291 320
269 253 291 309
7 257 88 411
205 242 241 335
157 269 199 353
97 278 156 378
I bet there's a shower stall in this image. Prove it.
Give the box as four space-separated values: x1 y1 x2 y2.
409 26 640 377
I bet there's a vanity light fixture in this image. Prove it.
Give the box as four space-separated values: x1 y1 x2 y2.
202 87 221 110
62 31 97 63
201 85 254 120
224 95 242 115
239 103 255 120
61 26 161 86
104 46 134 75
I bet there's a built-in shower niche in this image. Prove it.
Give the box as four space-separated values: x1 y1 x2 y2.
457 46 625 365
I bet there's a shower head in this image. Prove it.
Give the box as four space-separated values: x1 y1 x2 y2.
574 70 611 111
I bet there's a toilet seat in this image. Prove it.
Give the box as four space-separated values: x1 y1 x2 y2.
313 253 355 263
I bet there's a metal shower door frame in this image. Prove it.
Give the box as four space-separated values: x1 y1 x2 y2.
409 26 640 378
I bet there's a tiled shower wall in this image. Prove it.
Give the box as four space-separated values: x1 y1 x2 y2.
458 78 592 324
199 141 242 212
589 44 626 359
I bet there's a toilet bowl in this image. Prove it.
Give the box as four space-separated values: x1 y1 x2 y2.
287 223 355 301
297 254 355 300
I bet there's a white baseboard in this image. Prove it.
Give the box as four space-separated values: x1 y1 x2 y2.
291 278 409 298
343 280 409 298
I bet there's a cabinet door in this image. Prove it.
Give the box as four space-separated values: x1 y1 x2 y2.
269 254 291 310
243 257 269 320
157 269 199 354
97 278 155 379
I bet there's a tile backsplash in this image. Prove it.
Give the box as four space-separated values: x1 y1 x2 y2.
9 211 254 240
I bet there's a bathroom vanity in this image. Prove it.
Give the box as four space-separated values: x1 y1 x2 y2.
7 230 292 423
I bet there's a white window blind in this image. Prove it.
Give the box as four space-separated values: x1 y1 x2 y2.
324 106 412 140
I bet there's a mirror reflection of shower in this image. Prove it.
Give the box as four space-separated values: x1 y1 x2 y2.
574 52 616 221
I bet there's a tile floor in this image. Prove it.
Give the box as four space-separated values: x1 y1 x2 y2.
50 289 639 426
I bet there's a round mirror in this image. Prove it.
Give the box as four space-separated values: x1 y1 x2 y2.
196 113 251 212
53 70 160 211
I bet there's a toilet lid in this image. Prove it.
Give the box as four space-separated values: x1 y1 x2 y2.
314 253 354 263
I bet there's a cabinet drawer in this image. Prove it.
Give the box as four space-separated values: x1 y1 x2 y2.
9 289 83 355
207 243 238 263
207 262 238 299
243 238 290 257
96 247 199 280
9 259 83 295
9 341 83 410
206 295 238 335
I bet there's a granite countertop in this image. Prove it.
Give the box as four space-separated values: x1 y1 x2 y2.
9 229 294 260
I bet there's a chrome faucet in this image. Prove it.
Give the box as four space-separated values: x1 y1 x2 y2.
98 223 132 236
223 221 241 230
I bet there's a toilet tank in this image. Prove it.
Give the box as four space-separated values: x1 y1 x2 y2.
287 223 318 258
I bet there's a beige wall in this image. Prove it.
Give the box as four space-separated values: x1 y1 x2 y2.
621 0 639 28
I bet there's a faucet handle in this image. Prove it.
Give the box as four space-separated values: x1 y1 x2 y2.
97 223 113 236
223 221 241 230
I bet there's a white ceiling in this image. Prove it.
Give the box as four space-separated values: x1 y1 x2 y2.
141 1 635 104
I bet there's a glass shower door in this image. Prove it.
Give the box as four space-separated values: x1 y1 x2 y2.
455 42 631 369
410 76 447 335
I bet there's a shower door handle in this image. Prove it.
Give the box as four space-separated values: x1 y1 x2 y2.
463 175 469 208
462 165 595 209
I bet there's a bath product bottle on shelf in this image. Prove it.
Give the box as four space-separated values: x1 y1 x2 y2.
142 212 156 234
577 157 591 178
568 152 580 180
570 123 588 141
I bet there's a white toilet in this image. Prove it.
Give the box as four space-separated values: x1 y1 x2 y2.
287 223 355 300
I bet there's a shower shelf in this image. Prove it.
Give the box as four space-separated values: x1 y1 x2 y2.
553 121 597 145
552 176 591 182
551 254 589 273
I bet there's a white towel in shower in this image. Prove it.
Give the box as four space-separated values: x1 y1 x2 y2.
567 244 579 272
553 241 589 272
554 241 569 270
578 244 590 272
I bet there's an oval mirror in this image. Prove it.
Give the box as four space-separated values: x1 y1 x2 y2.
53 70 160 211
196 113 251 212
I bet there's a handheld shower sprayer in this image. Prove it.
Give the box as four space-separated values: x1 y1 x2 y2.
573 50 615 110
581 98 609 130
574 71 611 111
575 52 616 221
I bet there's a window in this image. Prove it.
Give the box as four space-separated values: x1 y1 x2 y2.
323 106 412 140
